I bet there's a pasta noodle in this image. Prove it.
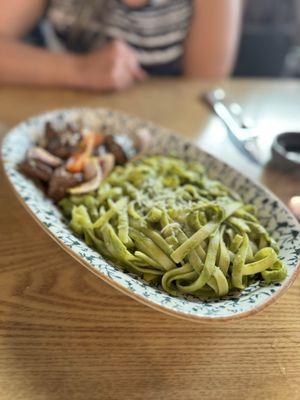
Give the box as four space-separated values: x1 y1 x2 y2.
60 156 287 298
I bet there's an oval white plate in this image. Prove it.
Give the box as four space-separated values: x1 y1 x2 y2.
2 108 300 322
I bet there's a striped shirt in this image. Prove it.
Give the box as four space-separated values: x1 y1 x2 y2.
41 0 193 75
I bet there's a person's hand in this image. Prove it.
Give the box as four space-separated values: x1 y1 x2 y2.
75 39 147 91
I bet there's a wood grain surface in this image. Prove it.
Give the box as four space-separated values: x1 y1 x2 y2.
0 79 299 400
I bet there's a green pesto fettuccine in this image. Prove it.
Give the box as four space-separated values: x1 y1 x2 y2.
60 156 287 298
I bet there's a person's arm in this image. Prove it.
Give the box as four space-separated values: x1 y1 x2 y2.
183 0 243 78
0 0 78 87
0 0 146 90
0 37 85 88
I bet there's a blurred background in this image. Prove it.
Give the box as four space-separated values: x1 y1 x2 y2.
24 0 300 79
235 0 300 78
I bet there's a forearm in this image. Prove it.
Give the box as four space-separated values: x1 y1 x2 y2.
0 37 83 88
183 0 242 78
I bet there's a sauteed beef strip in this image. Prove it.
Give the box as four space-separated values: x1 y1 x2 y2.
48 167 83 201
103 135 136 164
19 159 53 182
44 122 82 159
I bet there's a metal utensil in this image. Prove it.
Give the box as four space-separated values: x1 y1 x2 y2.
201 88 263 165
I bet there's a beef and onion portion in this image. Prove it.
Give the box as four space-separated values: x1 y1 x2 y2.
19 122 152 200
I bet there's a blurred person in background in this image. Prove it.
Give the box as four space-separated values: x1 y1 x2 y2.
0 0 242 91
235 0 299 77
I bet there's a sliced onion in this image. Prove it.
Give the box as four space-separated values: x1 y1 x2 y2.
99 153 115 178
27 147 63 167
68 159 102 195
83 158 98 181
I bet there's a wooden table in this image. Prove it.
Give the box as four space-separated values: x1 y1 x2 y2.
0 79 299 400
